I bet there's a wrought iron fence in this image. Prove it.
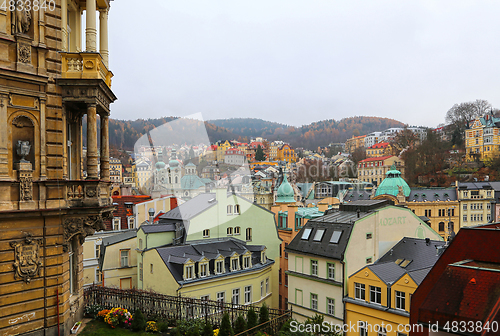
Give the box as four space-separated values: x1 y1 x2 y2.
234 311 292 336
84 285 288 327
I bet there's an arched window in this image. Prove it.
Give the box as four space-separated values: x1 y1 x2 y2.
234 227 241 235
227 227 233 236
227 205 232 215
234 204 240 215
175 176 178 184
438 222 445 232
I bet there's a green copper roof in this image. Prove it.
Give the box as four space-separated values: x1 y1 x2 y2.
169 149 179 168
296 207 323 219
276 170 295 203
375 164 411 197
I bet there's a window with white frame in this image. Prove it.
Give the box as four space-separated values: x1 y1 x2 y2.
234 204 240 214
327 263 335 280
185 265 194 280
200 295 210 301
395 290 406 310
95 243 100 258
232 288 240 305
370 286 382 304
355 283 365 300
203 229 210 238
243 255 251 269
227 227 233 236
359 321 368 336
234 226 241 235
120 249 129 267
327 298 335 315
310 260 318 276
216 260 224 274
311 293 318 310
113 217 121 231
227 205 233 215
217 291 225 304
199 263 208 277
266 278 269 294
260 281 264 297
244 285 252 304
231 257 239 271
127 216 135 229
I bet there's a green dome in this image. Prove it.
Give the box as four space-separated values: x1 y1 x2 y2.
155 161 166 170
375 164 410 198
276 170 295 203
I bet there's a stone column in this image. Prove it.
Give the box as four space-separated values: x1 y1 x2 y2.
85 0 97 51
86 104 98 179
99 9 109 67
61 0 68 51
0 94 8 179
39 98 47 180
100 115 110 181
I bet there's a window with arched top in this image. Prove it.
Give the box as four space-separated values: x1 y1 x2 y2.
234 204 240 214
227 227 233 236
227 205 232 215
175 176 178 184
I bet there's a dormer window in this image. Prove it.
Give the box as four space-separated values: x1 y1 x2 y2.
261 250 266 263
184 264 194 280
243 255 251 269
216 259 224 274
231 257 240 271
199 262 209 277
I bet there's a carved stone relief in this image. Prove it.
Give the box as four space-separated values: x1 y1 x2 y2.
19 171 33 201
10 233 42 283
63 213 109 250
12 8 32 35
18 43 31 63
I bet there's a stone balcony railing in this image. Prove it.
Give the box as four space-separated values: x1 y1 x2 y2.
65 180 113 208
61 52 113 88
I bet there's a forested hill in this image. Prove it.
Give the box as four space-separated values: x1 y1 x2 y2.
101 116 405 151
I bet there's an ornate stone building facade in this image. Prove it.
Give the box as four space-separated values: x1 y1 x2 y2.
0 1 116 335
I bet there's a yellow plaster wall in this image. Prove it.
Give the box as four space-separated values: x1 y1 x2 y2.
102 238 138 288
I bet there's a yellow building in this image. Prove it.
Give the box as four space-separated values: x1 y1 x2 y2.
344 238 445 336
345 135 367 154
217 140 232 162
109 157 123 183
358 156 404 185
142 239 274 307
365 142 393 158
406 188 459 241
100 231 138 289
456 181 495 229
269 141 283 161
465 114 500 161
277 144 297 163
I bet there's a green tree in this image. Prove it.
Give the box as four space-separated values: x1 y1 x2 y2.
255 145 266 161
219 313 234 336
131 309 146 332
233 315 247 335
258 304 270 325
202 321 214 336
246 308 258 330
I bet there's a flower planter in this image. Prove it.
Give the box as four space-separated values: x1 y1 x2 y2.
71 322 82 334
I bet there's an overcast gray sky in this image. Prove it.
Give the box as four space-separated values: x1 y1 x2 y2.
107 0 500 127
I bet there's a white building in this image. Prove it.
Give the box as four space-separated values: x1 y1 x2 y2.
364 132 382 148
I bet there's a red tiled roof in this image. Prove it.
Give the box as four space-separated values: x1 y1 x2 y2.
368 142 389 149
104 195 152 230
410 226 500 336
419 264 500 333
358 155 395 163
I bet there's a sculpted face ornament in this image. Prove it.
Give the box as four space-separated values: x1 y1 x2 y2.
16 140 31 163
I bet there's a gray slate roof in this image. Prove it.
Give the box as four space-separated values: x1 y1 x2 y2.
159 193 217 221
140 223 176 234
408 188 457 202
156 238 272 283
